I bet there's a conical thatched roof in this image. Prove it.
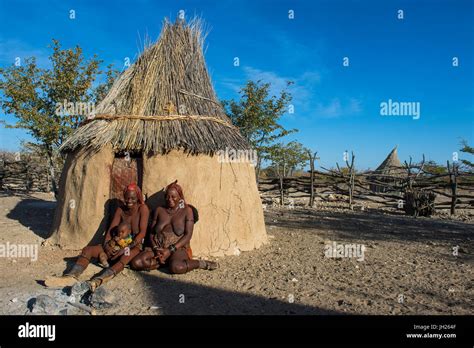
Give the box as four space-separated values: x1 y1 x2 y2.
373 146 405 176
60 19 249 155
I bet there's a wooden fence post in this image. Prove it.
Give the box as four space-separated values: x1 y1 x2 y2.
307 150 319 207
447 160 458 215
345 151 356 210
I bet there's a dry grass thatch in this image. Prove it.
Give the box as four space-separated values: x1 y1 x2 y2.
369 146 406 193
60 18 249 155
373 146 406 176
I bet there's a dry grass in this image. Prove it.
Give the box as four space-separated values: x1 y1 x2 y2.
61 18 249 155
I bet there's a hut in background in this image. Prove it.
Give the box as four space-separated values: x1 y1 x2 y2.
49 19 267 257
369 146 406 193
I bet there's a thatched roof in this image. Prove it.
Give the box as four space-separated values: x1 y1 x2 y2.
373 146 405 176
60 18 249 155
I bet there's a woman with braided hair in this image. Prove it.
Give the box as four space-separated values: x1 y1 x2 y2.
45 183 150 291
131 180 218 273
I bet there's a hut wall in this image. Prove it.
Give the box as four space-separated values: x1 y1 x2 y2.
142 150 268 257
49 146 114 248
49 149 267 257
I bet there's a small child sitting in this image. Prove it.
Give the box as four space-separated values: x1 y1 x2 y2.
99 222 133 267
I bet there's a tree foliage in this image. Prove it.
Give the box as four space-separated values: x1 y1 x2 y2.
0 39 119 193
460 140 474 171
423 160 447 175
223 80 297 176
266 141 309 178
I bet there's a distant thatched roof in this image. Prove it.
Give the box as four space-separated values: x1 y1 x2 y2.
373 146 406 176
60 18 249 155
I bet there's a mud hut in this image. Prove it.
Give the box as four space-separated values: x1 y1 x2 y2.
49 19 267 257
369 146 406 193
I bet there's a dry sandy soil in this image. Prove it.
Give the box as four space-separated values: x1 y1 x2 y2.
0 191 472 315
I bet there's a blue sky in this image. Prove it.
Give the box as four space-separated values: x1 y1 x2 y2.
0 0 473 169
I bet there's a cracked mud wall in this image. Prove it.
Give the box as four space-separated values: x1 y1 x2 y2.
49 146 114 249
49 149 267 255
142 150 268 257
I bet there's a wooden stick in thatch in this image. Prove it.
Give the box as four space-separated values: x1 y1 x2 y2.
60 18 250 155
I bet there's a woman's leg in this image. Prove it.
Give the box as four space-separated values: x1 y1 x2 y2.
74 245 104 270
130 250 158 271
168 249 218 274
44 245 104 288
88 246 141 292
111 246 141 274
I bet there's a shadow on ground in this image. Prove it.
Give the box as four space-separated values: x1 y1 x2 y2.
4 192 56 239
265 208 473 245
136 271 342 315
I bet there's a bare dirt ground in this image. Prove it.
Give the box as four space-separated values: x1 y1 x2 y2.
0 191 472 315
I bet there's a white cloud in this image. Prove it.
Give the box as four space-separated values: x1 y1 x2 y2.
241 66 320 108
243 67 293 93
0 39 50 68
219 66 361 119
315 98 362 118
219 78 243 94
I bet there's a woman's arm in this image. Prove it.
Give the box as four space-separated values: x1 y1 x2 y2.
150 207 159 230
132 204 149 247
149 208 162 253
104 208 122 242
174 206 194 249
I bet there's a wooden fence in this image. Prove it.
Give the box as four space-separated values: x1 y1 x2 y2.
2 152 473 216
258 168 474 215
0 154 60 192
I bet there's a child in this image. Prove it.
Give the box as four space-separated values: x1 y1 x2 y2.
99 222 133 268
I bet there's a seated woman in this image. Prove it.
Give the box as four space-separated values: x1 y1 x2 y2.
131 180 218 273
45 183 149 291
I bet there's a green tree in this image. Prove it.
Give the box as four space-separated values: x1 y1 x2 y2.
223 80 297 180
266 141 309 205
92 63 120 103
0 39 118 195
424 160 447 175
460 140 474 171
